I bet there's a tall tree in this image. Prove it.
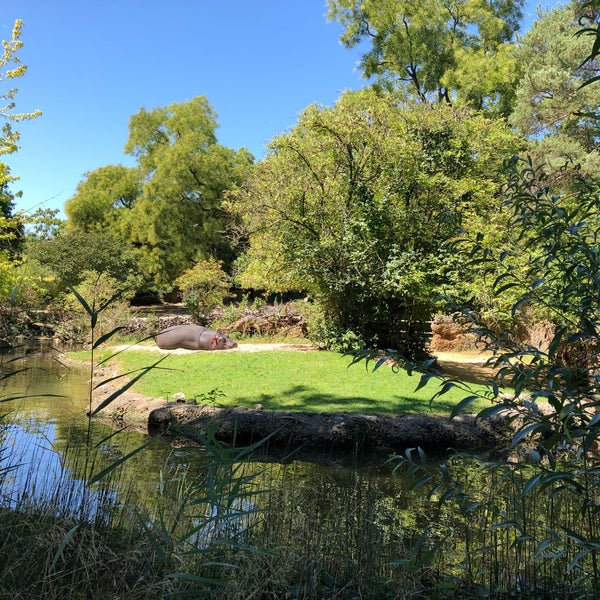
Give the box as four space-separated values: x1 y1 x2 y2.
231 89 521 354
327 0 524 115
121 97 254 287
510 2 600 180
0 19 40 293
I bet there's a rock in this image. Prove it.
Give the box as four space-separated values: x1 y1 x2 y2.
430 314 480 352
147 404 505 454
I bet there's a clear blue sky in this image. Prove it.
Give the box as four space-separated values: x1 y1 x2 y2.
4 0 557 218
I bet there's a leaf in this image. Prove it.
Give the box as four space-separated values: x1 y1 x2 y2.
520 473 542 497
49 525 79 572
68 284 94 319
450 395 479 419
92 326 126 350
414 372 434 392
511 296 531 317
532 278 546 289
579 74 600 89
512 422 544 447
90 355 169 415
548 327 566 358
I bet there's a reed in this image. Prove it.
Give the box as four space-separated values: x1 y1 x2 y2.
2 269 597 598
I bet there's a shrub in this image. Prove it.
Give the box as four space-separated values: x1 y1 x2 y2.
174 259 230 325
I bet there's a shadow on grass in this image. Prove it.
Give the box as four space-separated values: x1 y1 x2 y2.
233 384 463 416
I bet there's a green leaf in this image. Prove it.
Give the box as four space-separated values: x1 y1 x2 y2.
90 355 169 415
512 422 544 447
92 326 126 350
68 285 94 318
450 395 479 418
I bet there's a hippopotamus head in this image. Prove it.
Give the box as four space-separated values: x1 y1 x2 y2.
211 333 237 350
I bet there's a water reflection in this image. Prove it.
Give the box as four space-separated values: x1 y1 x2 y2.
0 348 435 565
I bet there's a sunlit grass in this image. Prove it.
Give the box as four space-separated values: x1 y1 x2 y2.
103 348 494 415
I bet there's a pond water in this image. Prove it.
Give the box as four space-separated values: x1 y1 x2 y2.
0 345 419 488
4 345 588 597
0 344 469 586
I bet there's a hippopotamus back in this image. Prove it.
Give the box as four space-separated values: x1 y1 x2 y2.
154 324 237 350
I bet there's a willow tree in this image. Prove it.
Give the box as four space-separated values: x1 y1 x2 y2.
231 89 521 355
327 0 524 115
61 97 253 289
121 97 254 287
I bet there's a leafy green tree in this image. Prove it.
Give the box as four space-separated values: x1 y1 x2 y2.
510 3 600 181
25 229 142 292
0 19 41 297
64 164 140 235
327 0 524 115
1 19 41 158
120 97 254 287
24 207 64 241
231 89 521 354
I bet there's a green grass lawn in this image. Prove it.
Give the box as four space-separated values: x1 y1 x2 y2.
103 348 495 416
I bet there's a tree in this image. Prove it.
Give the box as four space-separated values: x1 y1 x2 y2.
231 89 521 354
64 165 140 235
0 19 41 299
174 259 231 324
510 3 600 181
25 229 142 291
1 19 41 158
327 0 524 115
62 97 254 290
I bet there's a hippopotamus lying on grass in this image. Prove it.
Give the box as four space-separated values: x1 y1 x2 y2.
154 324 237 351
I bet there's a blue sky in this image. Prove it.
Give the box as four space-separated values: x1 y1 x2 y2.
4 0 558 218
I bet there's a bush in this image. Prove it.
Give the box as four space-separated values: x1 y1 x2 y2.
174 259 230 325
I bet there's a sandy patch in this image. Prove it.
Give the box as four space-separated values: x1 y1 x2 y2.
110 342 316 355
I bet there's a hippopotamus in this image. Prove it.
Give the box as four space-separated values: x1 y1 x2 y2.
154 324 237 351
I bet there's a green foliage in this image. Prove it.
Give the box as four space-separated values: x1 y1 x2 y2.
60 97 254 291
327 0 524 115
0 20 40 269
24 207 64 240
375 159 600 595
0 19 41 157
510 3 600 181
174 258 231 324
24 228 143 291
64 164 140 233
232 89 522 354
121 97 254 286
59 271 136 342
304 302 366 352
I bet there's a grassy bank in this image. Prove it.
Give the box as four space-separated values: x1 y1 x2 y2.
101 347 493 415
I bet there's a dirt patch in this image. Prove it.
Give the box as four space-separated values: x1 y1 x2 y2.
110 342 317 355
